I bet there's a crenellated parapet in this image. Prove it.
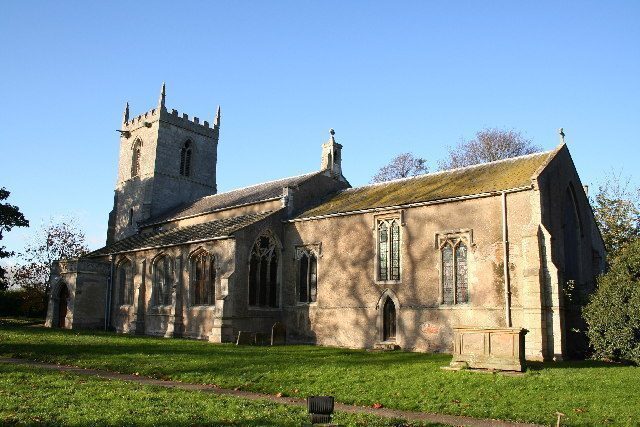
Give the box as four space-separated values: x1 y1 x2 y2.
121 104 219 138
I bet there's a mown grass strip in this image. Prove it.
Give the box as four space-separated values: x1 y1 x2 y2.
0 321 637 426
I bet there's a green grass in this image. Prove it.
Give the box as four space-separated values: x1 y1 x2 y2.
0 364 429 426
1 320 638 426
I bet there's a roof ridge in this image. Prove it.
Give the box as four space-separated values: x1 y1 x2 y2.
348 150 554 192
201 170 321 200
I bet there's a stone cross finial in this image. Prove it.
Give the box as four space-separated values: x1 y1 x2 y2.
559 128 565 144
159 82 166 109
123 102 129 124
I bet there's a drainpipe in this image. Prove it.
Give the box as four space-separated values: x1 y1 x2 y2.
104 255 115 331
501 192 512 327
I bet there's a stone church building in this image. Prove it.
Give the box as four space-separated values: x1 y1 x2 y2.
46 86 605 361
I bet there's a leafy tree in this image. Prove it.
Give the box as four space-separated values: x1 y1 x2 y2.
583 239 640 364
12 219 89 296
371 153 428 183
0 188 29 290
592 172 640 258
439 128 540 170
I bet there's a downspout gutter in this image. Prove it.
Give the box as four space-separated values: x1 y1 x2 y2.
501 191 512 327
104 255 115 331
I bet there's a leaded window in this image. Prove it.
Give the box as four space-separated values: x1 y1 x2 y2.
180 140 192 177
248 233 279 308
117 259 133 305
131 139 142 177
298 252 318 303
191 251 215 305
153 255 173 306
377 218 400 281
440 240 468 304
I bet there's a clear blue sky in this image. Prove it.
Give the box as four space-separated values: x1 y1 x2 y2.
1 1 639 256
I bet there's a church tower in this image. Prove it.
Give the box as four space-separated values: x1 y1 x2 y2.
106 84 220 244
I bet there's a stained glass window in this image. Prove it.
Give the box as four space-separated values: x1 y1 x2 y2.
298 252 318 303
441 239 469 305
456 244 468 303
377 219 400 281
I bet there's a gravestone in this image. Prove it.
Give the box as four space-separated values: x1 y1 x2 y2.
236 331 255 345
271 322 286 346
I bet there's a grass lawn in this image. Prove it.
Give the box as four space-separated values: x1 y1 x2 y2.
1 319 638 426
0 364 432 426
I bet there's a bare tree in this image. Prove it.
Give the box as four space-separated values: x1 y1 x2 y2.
439 128 541 170
371 153 428 183
592 172 640 258
12 219 89 296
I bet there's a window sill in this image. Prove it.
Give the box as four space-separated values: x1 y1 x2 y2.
189 305 216 310
247 306 282 312
295 302 317 307
438 303 471 309
375 280 401 286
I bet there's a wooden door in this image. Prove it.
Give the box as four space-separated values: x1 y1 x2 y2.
58 285 69 328
383 298 396 341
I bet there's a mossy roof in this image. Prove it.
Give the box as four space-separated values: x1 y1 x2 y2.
87 211 272 257
297 151 555 219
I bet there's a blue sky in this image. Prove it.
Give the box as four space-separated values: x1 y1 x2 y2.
1 1 639 257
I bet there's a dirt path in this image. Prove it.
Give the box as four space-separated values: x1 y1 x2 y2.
0 357 543 427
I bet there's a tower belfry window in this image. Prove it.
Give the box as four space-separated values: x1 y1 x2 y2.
180 140 192 177
131 140 142 177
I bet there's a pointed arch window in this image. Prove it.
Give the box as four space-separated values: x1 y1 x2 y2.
190 250 216 306
377 218 401 282
131 139 142 177
180 140 192 177
297 249 318 304
248 233 279 308
152 255 173 307
117 259 134 305
440 239 468 304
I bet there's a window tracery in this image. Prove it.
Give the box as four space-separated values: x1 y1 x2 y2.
248 233 279 308
117 259 133 305
296 248 318 303
152 255 173 307
438 234 470 305
180 140 192 177
190 250 215 306
131 139 142 177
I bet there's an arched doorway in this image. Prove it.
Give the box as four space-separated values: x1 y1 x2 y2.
383 298 396 341
57 285 69 328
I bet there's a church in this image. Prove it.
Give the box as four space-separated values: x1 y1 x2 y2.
46 85 605 361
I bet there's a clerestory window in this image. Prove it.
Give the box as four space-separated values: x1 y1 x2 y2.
377 218 401 282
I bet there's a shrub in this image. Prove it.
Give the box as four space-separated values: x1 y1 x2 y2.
0 288 47 318
583 239 640 364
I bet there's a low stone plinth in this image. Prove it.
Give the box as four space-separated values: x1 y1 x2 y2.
450 327 527 372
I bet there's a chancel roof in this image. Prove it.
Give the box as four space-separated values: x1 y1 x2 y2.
143 171 323 226
88 211 272 257
296 150 556 219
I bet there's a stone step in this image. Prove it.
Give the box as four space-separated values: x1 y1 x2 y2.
373 342 400 351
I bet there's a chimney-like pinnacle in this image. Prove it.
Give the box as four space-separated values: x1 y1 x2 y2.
123 102 129 124
159 82 166 109
215 105 221 127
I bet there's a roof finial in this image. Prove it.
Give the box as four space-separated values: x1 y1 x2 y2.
158 82 166 109
559 127 565 144
329 128 335 142
123 102 129 124
215 105 221 127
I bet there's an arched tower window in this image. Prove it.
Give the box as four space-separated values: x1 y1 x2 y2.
248 232 279 308
190 250 215 306
180 140 192 177
131 139 142 177
152 255 173 307
117 259 134 305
